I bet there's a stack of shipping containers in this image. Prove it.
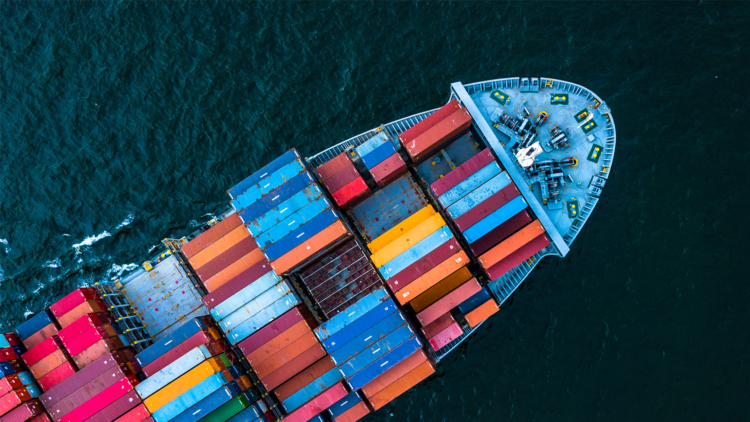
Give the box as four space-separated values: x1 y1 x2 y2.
398 100 472 164
314 153 371 210
352 133 407 189
1 332 48 421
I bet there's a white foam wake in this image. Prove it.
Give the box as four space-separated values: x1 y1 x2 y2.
72 231 111 251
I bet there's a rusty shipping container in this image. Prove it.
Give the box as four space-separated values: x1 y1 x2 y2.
322 165 360 194
315 153 352 181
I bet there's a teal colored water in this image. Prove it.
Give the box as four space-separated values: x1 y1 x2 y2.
1 2 748 420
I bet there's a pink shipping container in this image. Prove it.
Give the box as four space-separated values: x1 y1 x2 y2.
1 399 45 422
283 382 348 422
402 108 472 163
65 327 116 357
72 338 128 369
315 153 352 181
201 258 272 310
85 390 141 422
486 234 551 280
469 210 533 257
57 313 114 346
323 165 360 194
30 413 54 422
453 183 521 232
385 238 462 293
22 324 60 351
428 322 463 351
430 149 495 197
113 404 150 422
0 374 25 396
369 153 407 188
195 236 259 282
57 375 138 422
238 306 312 356
0 389 34 417
50 288 99 319
22 336 65 368
420 313 455 339
48 366 133 420
331 177 371 210
399 100 463 144
38 361 78 392
416 278 482 326
141 330 213 377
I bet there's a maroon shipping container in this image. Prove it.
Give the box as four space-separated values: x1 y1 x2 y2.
486 234 551 280
238 306 311 357
4 333 21 346
469 210 533 257
400 100 462 144
202 258 272 310
2 399 45 422
181 214 243 259
41 350 134 409
315 153 352 181
331 177 371 210
48 366 132 420
50 288 99 318
5 359 25 374
85 390 140 422
30 414 53 422
403 108 473 162
194 236 259 282
322 164 360 194
22 323 60 351
370 153 407 188
141 330 213 377
454 183 521 232
417 278 481 326
430 149 495 197
428 322 463 351
57 313 114 346
0 389 34 417
420 313 455 339
260 343 327 391
1 347 20 361
0 374 24 396
385 238 462 293
38 361 77 392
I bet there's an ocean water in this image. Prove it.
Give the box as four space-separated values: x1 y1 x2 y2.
1 2 748 420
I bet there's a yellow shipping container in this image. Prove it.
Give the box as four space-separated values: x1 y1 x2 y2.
143 357 222 412
370 213 446 268
367 206 435 254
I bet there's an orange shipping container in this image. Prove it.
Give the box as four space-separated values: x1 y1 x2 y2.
367 206 436 254
143 358 222 412
270 221 349 275
57 300 104 328
361 350 428 398
203 248 265 292
367 360 435 410
465 299 500 328
252 334 319 378
29 349 69 379
409 267 472 313
261 343 327 391
335 402 370 422
181 213 243 258
246 320 313 366
273 356 336 401
188 225 251 269
394 251 469 305
479 220 544 269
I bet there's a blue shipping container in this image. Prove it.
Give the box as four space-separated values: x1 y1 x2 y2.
282 367 344 412
0 337 9 348
446 172 512 219
255 198 331 249
228 293 301 344
340 324 414 378
379 227 454 280
347 336 423 390
152 372 228 422
438 162 502 207
238 172 315 226
457 288 493 315
136 318 210 367
0 362 14 376
247 186 323 237
17 372 34 386
327 390 363 419
228 150 300 199
219 283 293 332
227 404 261 422
231 159 306 211
361 141 396 170
314 288 390 341
354 132 388 158
25 384 41 398
15 310 55 340
463 196 528 244
264 210 339 262
330 311 405 365
171 382 243 422
322 299 399 353
136 345 214 399
210 272 282 321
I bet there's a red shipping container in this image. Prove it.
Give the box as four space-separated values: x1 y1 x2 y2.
50 288 99 319
30 349 70 379
141 330 212 377
469 210 533 257
41 350 134 409
454 183 521 232
1 347 20 361
334 401 369 422
385 238 462 293
428 322 463 351
57 313 114 346
4 359 25 373
22 324 60 351
323 165 360 194
181 213 243 259
1 399 45 422
403 108 472 163
400 100 462 144
273 356 336 402
114 404 150 422
283 382 348 422
486 234 551 280
331 177 371 210
0 389 34 416
369 153 407 188
30 412 54 422
360 349 428 398
416 278 481 326
48 366 133 419
86 390 140 422
252 334 319 378
57 302 104 329
260 343 327 391
315 153 352 181
245 320 315 366
57 375 138 422
201 258 272 310
238 306 311 357
430 149 495 197
420 313 455 339
4 333 22 346
0 374 24 396
194 236 259 282
72 338 128 370
65 327 116 357
38 361 77 392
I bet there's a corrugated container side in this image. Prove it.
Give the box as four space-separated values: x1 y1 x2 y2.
195 237 258 282
420 313 455 339
225 404 260 422
479 220 545 269
486 234 551 280
430 149 495 197
409 267 473 313
48 366 132 419
314 289 389 341
445 172 512 220
0 389 33 417
135 345 213 400
366 206 435 254
360 142 396 170
29 349 69 379
326 390 362 419
181 214 243 259
281 367 343 412
136 318 210 367
269 222 350 276
282 382 348 422
238 172 315 225
453 183 521 232
465 300 500 328
143 359 222 413
399 100 461 143
58 375 138 422
114 403 150 422
155 376 235 422
393 251 469 305
370 214 446 268
416 278 482 326
72 338 129 369
315 154 352 182
438 162 502 208
244 320 313 366
469 210 533 256
463 196 529 244
203 249 267 293
331 313 407 363
369 153 407 188
49 288 99 319
354 133 388 157
218 282 293 333
37 361 77 392
340 325 413 378
202 260 273 310
272 356 336 401
57 301 104 329
334 401 369 422
22 336 64 368
58 313 114 345
228 150 300 199
331 178 370 210
141 331 213 377
237 307 309 357
254 197 330 249
366 360 435 410
359 349 427 398
200 390 249 422
456 288 493 315
322 165 359 194
323 300 400 355
22 324 60 351
427 322 463 351
379 227 454 281
188 226 250 270
2 399 45 422
260 344 327 391
346 336 422 391
85 390 140 422
404 108 472 162
227 293 301 345
263 210 338 262
231 159 306 211
15 311 56 341
247 187 324 237
384 238 461 292
66 327 117 357
252 334 319 378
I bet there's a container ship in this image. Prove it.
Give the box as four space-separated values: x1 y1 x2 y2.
1 78 616 422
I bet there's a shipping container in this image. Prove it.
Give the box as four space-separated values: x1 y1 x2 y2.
3 333 22 347
17 372 35 386
409 267 473 314
114 403 150 422
16 311 57 341
225 404 260 422
394 251 469 305
31 413 54 422
445 171 512 219
315 154 352 182
1 399 44 422
340 325 413 378
252 334 319 378
37 361 77 392
430 149 495 197
86 390 140 422
270 221 350 276
402 108 472 162
57 375 138 422
57 313 114 346
201 393 249 422
360 142 396 170
203 249 267 293
0 359 25 376
151 373 229 422
486 234 551 280
463 196 528 244
238 172 316 226
283 382 347 422
57 301 104 329
369 153 407 189
72 338 129 369
331 178 370 210
416 278 481 326
227 293 301 345
48 366 133 419
438 162 502 208
29 349 69 379
259 344 327 391
231 159 306 211
135 345 213 400
428 322 463 351
50 288 99 319
323 165 359 194
143 359 222 413
264 210 339 262
188 226 251 270
218 282 293 333
347 336 422 391
247 186 325 237
360 349 427 398
22 336 63 368
354 133 388 158
314 289 389 341
202 259 273 310
384 238 461 293
366 360 435 410
370 214 445 268
254 197 331 249
237 307 311 357
195 237 258 282
0 388 33 416
479 220 545 269
399 100 462 144
379 227 454 281
136 318 212 368
181 214 243 259
244 320 314 366
469 210 533 257
1 347 21 361
465 299 500 328
282 367 343 412
366 206 433 254
22 324 60 351
456 288 493 315
326 390 362 419
141 331 214 377
0 374 23 395
453 183 521 232
333 401 369 422
228 150 300 199
324 301 401 357
272 356 336 402
66 327 117 357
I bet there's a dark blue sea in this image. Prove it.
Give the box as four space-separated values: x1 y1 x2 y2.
1 2 748 420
